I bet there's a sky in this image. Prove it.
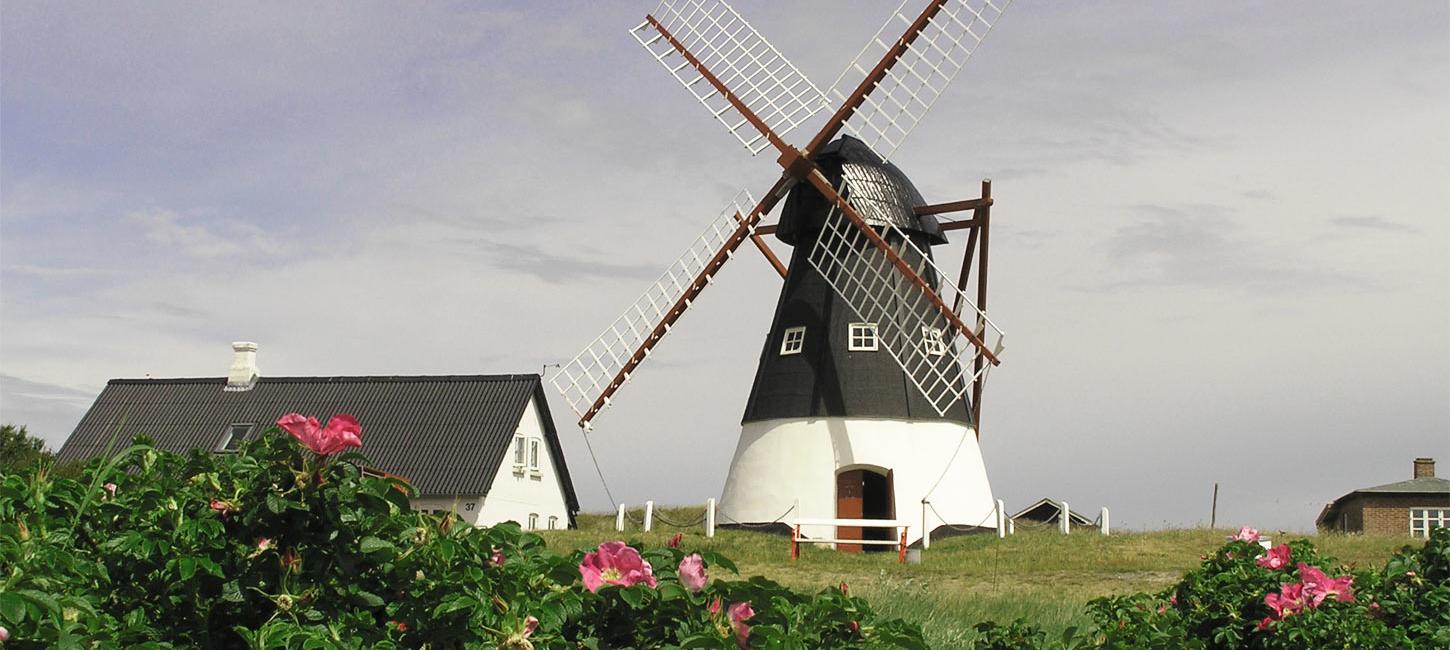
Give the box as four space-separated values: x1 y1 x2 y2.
2 1 1446 532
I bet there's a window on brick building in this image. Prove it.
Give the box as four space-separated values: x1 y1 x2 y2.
1410 508 1449 538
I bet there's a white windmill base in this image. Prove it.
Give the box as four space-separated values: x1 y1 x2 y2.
718 417 996 546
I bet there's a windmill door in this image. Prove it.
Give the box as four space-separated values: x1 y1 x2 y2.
836 469 895 554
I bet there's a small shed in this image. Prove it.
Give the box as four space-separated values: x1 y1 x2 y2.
1011 498 1094 528
1316 458 1449 538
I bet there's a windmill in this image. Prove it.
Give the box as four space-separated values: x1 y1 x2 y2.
552 0 1013 546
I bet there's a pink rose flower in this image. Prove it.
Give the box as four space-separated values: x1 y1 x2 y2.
1264 582 1306 619
728 601 754 648
708 596 722 616
668 533 683 548
1256 616 1274 631
1297 563 1354 606
277 412 362 456
523 616 539 638
1256 544 1291 570
490 547 506 567
848 620 860 635
1229 526 1260 542
0 624 8 641
257 537 272 552
578 541 657 593
103 482 117 498
678 553 707 592
210 499 234 518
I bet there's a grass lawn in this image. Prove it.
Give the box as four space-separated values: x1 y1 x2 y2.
538 507 1417 648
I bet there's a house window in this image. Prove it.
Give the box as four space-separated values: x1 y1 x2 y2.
848 322 878 351
513 434 526 467
527 513 538 530
215 423 256 453
922 326 948 356
1410 508 1449 538
528 439 541 471
548 515 558 530
780 326 806 355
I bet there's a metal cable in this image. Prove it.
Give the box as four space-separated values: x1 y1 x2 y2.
717 504 796 527
652 511 708 527
925 500 997 532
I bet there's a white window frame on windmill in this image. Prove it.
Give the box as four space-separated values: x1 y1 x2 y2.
780 326 807 355
921 326 949 356
848 322 879 351
215 422 256 453
513 433 527 472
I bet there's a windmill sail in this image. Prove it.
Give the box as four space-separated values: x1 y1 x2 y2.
551 191 759 429
827 0 1012 162
631 0 829 155
806 170 1004 416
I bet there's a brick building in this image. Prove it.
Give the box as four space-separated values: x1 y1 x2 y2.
1316 458 1450 537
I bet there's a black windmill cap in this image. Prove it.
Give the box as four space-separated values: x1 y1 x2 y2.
774 135 947 246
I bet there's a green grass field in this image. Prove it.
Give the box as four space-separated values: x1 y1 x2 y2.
538 508 1417 648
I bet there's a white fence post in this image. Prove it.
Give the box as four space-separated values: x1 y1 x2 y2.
1100 507 1110 535
1060 501 1071 535
706 498 717 538
616 503 626 532
996 498 1007 539
644 500 654 532
1009 518 1015 535
921 501 931 550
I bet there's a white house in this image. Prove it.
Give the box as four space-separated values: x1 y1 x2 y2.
56 342 580 529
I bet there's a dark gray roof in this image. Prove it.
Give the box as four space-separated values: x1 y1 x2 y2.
56 374 579 514
1355 476 1450 494
1010 498 1095 526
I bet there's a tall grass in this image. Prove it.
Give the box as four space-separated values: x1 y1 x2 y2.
540 508 1414 649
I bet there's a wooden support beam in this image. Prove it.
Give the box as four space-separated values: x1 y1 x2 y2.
914 197 993 216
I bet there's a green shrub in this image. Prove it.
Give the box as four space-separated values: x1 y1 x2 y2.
0 428 925 648
970 527 1450 649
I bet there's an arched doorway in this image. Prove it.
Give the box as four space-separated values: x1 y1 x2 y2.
835 467 894 553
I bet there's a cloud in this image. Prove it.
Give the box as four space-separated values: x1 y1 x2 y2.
0 374 99 448
126 207 269 258
455 239 660 284
1086 204 1366 293
1327 216 1420 234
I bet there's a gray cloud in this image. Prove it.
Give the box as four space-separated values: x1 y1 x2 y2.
1087 204 1367 293
0 374 98 448
1328 216 1420 234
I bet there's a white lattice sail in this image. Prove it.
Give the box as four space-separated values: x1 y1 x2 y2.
828 0 1012 162
632 0 829 155
806 173 1005 416
551 190 759 427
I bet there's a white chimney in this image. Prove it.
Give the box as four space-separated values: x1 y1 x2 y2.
225 341 260 391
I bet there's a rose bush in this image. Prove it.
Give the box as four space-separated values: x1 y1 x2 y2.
0 422 925 649
971 526 1450 649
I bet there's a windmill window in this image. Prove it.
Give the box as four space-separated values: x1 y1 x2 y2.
1410 508 1449 538
848 322 879 351
216 423 256 453
528 439 542 471
780 326 806 355
527 513 539 530
513 434 526 467
548 515 559 530
922 327 948 356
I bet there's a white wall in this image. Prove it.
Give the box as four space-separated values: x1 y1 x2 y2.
718 417 996 544
411 495 487 526
473 394 572 530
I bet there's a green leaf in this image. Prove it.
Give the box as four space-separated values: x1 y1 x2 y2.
359 536 394 554
618 586 644 608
